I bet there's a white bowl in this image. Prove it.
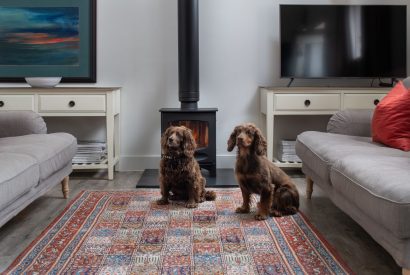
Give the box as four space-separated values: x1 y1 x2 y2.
25 77 62 88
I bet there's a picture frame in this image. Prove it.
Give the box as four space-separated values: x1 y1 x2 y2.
0 0 96 83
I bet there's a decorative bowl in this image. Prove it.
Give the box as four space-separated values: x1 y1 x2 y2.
25 77 62 88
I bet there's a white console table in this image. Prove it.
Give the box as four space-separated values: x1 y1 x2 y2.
0 87 120 180
260 87 389 168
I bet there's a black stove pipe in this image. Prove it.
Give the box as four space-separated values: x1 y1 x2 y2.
178 0 199 110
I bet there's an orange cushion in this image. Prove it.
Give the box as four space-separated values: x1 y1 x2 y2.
372 81 410 151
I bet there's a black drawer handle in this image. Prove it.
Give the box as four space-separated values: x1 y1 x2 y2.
0 100 4 107
68 100 75 107
374 99 380 106
304 99 311 107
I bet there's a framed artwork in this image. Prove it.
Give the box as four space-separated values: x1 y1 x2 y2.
0 0 96 83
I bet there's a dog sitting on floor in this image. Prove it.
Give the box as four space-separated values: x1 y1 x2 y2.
227 123 299 220
157 125 216 208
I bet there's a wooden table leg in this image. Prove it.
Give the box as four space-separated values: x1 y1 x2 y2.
61 176 69 199
306 176 314 199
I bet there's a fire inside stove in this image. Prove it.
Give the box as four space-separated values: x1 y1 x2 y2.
168 120 209 149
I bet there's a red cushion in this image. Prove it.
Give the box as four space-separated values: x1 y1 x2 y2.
372 81 410 151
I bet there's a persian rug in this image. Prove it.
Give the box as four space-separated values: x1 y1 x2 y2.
6 189 352 274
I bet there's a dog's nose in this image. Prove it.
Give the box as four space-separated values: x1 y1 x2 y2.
168 137 173 142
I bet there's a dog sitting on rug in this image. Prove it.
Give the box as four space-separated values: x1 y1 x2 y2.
157 125 216 208
227 123 299 220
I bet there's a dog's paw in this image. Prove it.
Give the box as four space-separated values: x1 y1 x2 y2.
254 214 268 220
235 206 250 214
186 201 198 208
156 199 169 205
270 209 283 217
169 194 180 201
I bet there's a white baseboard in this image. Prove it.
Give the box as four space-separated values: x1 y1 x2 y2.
118 155 236 171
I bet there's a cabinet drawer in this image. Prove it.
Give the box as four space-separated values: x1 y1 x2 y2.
274 94 340 111
344 94 386 109
0 95 34 111
39 95 106 112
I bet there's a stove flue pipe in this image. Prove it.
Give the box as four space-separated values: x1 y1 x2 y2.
178 0 199 110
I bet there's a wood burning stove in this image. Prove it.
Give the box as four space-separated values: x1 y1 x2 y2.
160 0 217 176
160 108 217 176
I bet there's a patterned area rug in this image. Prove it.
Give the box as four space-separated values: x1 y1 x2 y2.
6 189 352 274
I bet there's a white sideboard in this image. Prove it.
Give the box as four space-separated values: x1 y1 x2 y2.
260 87 389 168
0 87 121 180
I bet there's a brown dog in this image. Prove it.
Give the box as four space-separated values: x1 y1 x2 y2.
157 125 216 208
227 123 299 220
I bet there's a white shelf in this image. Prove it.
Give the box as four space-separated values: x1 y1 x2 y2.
72 156 119 170
260 87 389 164
0 87 121 180
273 158 302 168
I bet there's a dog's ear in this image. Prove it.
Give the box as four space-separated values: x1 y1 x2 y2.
161 126 173 151
227 125 241 152
253 126 267 156
182 127 196 157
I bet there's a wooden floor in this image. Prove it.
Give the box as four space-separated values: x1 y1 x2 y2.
0 171 401 274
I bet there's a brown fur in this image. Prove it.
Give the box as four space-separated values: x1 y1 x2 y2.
227 123 299 220
157 125 216 208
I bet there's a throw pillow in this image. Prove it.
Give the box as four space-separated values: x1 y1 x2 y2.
372 81 410 151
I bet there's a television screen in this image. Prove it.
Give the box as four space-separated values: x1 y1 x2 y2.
280 5 407 78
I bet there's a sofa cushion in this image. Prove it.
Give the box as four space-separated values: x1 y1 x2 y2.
0 133 76 181
327 109 373 137
331 155 410 239
0 153 39 210
0 111 47 138
372 81 410 151
296 131 410 182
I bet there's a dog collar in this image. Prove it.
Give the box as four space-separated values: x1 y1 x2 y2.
161 154 187 170
161 154 185 160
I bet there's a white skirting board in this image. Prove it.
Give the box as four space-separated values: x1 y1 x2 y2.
118 155 236 171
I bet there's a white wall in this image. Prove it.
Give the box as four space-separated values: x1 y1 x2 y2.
2 0 409 171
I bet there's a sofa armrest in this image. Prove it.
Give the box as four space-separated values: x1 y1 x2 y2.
403 76 410 89
0 111 47 138
327 109 373 137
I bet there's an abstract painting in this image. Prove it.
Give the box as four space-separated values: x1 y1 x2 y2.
0 7 79 66
0 0 96 83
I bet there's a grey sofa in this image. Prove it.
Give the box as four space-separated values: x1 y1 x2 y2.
295 108 410 272
0 111 77 227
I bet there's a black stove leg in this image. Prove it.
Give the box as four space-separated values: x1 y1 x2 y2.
210 166 217 177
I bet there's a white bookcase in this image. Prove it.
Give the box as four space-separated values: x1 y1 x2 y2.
0 87 121 180
260 87 389 168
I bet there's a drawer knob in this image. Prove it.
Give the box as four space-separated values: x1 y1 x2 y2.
304 99 311 107
68 100 76 107
0 100 3 107
374 99 380 106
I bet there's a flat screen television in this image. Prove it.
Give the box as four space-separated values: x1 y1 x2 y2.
280 5 407 78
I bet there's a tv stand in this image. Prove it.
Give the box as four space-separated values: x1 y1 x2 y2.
378 78 397 87
260 87 389 168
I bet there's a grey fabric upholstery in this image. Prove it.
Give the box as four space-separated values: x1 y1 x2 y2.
403 76 410 89
296 109 410 268
0 153 39 210
0 133 76 181
0 111 76 228
296 131 409 181
327 109 373 137
0 163 72 228
331 155 410 239
0 111 47 138
329 184 410 269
